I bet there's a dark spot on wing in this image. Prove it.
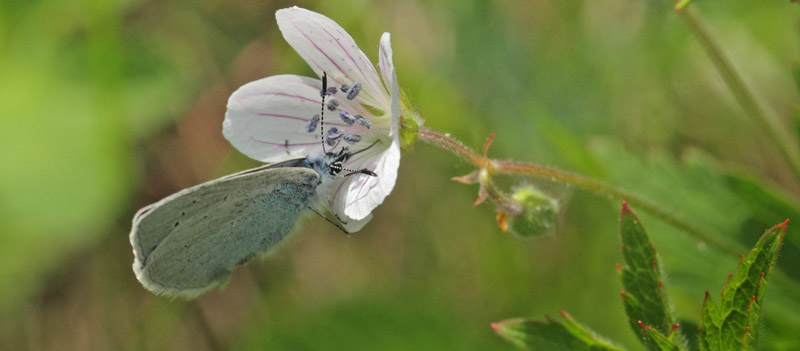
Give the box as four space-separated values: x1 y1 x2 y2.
174 222 179 227
181 211 185 216
223 195 229 201
192 199 197 204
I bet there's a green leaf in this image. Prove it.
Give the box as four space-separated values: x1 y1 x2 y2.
639 322 681 351
699 220 788 351
528 101 607 178
589 141 800 349
618 202 684 350
590 140 751 248
722 171 800 283
492 311 626 351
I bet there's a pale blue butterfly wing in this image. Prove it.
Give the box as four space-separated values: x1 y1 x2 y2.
130 159 320 298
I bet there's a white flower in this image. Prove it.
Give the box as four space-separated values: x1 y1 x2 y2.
223 7 401 232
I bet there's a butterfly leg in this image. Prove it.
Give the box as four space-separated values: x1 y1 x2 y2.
307 207 349 234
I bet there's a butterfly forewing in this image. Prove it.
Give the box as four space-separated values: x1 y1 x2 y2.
130 165 320 297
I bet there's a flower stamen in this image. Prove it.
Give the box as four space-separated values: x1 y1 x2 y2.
325 127 344 146
327 99 340 111
354 115 371 128
343 133 362 144
306 114 320 133
339 111 356 125
346 82 362 100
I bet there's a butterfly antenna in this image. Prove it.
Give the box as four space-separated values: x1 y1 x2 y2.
342 168 378 177
340 140 380 176
320 72 328 154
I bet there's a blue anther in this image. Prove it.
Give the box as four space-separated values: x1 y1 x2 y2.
346 82 362 100
306 114 320 133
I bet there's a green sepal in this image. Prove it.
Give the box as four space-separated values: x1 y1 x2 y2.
398 112 420 150
398 89 422 150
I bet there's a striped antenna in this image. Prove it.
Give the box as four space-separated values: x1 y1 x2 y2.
320 72 328 154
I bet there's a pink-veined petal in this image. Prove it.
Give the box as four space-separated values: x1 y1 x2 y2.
389 68 401 137
379 33 401 137
276 7 388 109
223 74 334 162
329 137 400 220
341 212 372 232
378 33 394 92
309 179 373 232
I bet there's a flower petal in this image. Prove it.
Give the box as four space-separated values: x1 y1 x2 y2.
276 7 388 109
341 212 372 233
389 68 401 137
223 74 339 162
379 33 401 137
328 137 400 221
378 33 394 92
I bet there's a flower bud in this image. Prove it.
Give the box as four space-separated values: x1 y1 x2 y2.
500 186 558 238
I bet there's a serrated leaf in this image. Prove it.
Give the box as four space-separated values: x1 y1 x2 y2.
699 220 788 351
676 319 701 351
588 141 800 348
639 322 681 351
618 202 684 350
722 171 800 283
492 311 626 351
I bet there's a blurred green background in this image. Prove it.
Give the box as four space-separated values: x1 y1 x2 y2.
2 0 800 349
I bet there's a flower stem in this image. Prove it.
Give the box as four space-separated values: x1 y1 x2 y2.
418 127 743 257
678 7 800 183
419 126 800 297
417 128 485 166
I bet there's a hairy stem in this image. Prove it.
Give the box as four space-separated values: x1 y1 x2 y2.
678 7 800 182
418 127 742 257
419 127 800 296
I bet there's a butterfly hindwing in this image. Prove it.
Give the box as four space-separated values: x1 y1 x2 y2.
130 164 320 297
